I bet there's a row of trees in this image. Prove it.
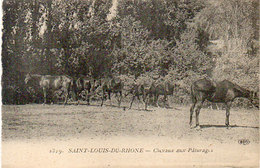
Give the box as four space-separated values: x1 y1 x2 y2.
2 0 259 105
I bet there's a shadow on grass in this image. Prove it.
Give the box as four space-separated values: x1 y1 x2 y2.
200 124 259 129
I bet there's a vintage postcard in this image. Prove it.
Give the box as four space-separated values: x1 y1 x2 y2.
1 0 259 167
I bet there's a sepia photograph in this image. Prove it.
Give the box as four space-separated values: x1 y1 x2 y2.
1 0 259 167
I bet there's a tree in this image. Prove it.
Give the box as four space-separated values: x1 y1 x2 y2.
196 0 259 90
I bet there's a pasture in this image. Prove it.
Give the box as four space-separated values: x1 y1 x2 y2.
2 101 259 167
2 101 259 143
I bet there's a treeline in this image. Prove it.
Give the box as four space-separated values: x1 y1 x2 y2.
2 0 259 105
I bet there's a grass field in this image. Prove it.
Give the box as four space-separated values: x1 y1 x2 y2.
2 100 259 168
2 100 259 143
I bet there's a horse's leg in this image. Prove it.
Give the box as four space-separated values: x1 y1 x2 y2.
86 89 90 105
115 92 119 106
189 101 196 128
129 95 136 109
75 90 80 105
101 90 105 107
163 94 168 108
51 90 56 104
154 94 159 107
118 91 122 107
43 87 47 105
70 88 79 105
137 95 141 110
194 100 204 129
143 92 149 111
225 102 232 128
63 89 69 105
109 91 112 106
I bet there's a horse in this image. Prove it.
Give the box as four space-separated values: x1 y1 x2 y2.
74 76 97 105
128 79 176 110
190 78 259 129
128 81 156 110
153 81 176 108
98 77 124 107
128 84 144 110
24 73 73 105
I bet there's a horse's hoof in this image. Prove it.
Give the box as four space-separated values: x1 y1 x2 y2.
195 125 201 130
226 126 231 130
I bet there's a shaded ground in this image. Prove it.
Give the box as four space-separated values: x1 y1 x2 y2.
2 101 259 143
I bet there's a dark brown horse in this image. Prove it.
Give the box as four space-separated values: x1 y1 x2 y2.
153 81 176 108
98 77 124 107
128 81 156 110
24 73 73 105
74 76 96 105
129 79 176 110
190 78 259 129
128 84 144 110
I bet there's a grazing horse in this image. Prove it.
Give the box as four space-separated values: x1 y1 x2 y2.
153 81 176 108
128 84 144 110
74 76 96 105
128 81 156 110
190 78 259 129
24 73 73 105
99 77 124 107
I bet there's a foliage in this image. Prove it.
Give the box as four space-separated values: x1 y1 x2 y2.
2 0 258 107
196 0 259 90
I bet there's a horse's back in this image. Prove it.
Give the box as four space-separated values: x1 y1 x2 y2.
192 78 242 102
40 75 72 89
102 77 123 91
192 78 216 93
155 81 174 95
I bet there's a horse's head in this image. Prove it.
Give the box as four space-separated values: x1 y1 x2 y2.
24 73 32 84
249 91 259 108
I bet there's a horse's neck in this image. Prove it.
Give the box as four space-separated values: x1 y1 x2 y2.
234 85 250 99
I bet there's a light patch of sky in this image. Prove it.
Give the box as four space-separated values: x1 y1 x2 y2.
39 14 47 37
107 0 118 21
39 0 118 36
88 0 96 17
38 3 47 37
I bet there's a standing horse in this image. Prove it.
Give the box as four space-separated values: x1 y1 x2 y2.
24 73 73 105
128 81 156 110
153 81 176 108
74 76 96 105
99 77 124 107
190 78 259 129
128 84 144 110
